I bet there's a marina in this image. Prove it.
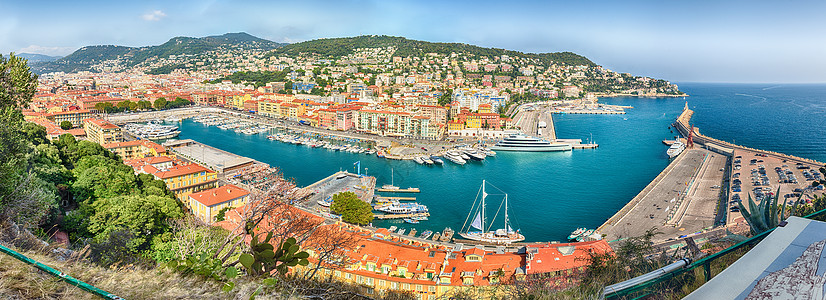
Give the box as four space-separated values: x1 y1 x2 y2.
152 84 826 243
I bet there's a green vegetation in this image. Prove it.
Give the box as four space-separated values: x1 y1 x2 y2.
210 70 291 88
266 35 596 66
59 121 72 130
736 187 795 234
329 192 373 225
31 32 285 74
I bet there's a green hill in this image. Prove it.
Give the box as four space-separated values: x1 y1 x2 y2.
30 32 285 74
266 35 596 67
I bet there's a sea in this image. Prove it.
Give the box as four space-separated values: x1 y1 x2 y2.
174 83 826 242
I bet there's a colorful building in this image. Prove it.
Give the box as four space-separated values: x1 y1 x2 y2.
83 118 123 145
102 140 168 160
188 184 249 224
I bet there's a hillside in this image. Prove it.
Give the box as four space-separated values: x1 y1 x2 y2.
16 53 62 63
266 35 596 67
30 32 285 74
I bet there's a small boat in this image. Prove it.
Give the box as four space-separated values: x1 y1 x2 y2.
408 228 418 236
439 227 454 242
389 226 397 232
568 228 588 240
431 232 441 241
404 218 419 224
575 229 595 242
411 216 428 221
420 230 433 239
413 156 425 165
421 156 434 165
430 156 444 165
397 228 406 235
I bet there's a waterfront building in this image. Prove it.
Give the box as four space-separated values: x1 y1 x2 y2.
356 109 434 138
188 184 249 224
83 118 123 145
102 140 168 160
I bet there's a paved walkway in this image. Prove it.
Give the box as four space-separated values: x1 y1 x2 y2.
598 149 726 243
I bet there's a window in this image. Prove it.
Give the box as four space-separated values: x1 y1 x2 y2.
379 280 386 287
391 282 398 289
402 283 410 290
345 273 352 280
398 269 406 276
416 284 422 291
382 266 390 274
366 278 374 286
428 286 436 292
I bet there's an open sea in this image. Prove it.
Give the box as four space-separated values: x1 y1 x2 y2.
175 83 826 242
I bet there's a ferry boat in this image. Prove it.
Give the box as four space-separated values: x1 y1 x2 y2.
458 180 525 244
125 123 181 140
667 141 686 158
490 133 572 152
374 202 428 214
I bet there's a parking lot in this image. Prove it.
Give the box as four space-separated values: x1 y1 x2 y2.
726 149 825 227
299 172 376 214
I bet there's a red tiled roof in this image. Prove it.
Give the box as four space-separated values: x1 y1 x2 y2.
189 184 249 207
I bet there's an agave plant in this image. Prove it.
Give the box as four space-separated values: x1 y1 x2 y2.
737 186 799 234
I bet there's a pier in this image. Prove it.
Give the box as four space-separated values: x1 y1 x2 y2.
374 212 430 220
375 187 420 193
375 196 417 201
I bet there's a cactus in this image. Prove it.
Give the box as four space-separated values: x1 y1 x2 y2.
737 187 799 234
238 232 310 276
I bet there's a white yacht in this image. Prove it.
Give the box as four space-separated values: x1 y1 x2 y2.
667 141 686 158
490 133 572 152
459 180 525 244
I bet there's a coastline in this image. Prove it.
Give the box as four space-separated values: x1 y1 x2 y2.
595 92 689 98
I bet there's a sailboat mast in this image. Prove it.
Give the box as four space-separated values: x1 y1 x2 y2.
391 168 394 186
504 194 508 232
482 179 488 232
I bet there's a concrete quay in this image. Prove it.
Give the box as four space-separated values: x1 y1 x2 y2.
597 148 726 243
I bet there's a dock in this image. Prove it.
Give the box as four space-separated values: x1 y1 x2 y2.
374 212 430 220
375 187 420 193
376 196 417 201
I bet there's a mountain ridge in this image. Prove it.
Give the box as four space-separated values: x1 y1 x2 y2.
30 32 286 74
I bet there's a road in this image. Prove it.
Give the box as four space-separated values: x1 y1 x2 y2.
599 149 726 243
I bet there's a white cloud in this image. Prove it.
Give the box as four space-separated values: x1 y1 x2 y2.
141 10 167 21
16 45 76 56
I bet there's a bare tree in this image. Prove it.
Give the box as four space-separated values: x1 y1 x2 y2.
299 222 362 280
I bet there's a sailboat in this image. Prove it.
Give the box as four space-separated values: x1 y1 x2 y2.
382 168 399 190
459 180 525 244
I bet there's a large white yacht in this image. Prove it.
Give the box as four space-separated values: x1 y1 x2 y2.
667 141 686 158
490 133 572 152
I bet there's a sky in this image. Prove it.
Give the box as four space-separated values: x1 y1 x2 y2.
1 0 825 83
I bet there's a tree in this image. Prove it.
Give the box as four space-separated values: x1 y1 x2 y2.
136 100 152 110
60 120 73 130
87 194 184 252
330 191 373 225
94 101 114 113
0 53 55 228
154 97 168 110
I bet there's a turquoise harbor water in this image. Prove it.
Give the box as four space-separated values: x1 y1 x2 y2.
175 83 826 242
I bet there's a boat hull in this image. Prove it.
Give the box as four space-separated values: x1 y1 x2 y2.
458 232 525 244
490 144 572 152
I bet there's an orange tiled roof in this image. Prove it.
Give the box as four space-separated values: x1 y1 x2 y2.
189 184 249 207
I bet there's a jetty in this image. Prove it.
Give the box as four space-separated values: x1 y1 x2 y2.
375 187 420 193
374 212 430 220
375 196 417 201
